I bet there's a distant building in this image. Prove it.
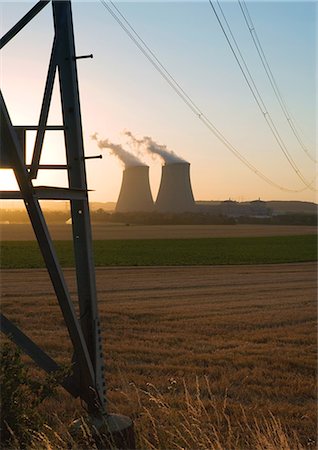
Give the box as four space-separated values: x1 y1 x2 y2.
195 199 272 218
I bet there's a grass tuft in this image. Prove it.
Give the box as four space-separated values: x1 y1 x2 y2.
1 376 309 450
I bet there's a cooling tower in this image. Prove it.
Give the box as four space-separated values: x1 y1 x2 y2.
155 162 195 212
116 165 154 212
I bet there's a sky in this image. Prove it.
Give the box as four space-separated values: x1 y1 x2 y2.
0 0 317 204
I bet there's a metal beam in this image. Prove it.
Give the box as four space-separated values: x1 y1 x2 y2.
14 125 65 131
0 313 79 398
26 165 69 170
53 0 106 411
30 37 59 179
0 1 50 50
0 186 88 200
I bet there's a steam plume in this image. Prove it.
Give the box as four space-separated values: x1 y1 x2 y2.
91 133 145 168
124 131 187 165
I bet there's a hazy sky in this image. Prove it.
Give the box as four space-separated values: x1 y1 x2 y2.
1 1 316 203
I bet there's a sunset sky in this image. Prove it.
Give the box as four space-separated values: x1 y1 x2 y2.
1 1 316 203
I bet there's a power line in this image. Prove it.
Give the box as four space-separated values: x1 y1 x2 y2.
238 0 316 164
208 0 315 190
99 0 314 193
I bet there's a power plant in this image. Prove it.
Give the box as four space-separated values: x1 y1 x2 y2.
98 132 196 213
116 165 154 212
155 162 196 213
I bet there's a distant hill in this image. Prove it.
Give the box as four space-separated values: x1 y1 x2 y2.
1 199 316 215
196 200 317 215
266 201 317 214
196 201 221 205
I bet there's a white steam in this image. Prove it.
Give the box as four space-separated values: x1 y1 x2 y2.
124 131 187 165
91 133 145 168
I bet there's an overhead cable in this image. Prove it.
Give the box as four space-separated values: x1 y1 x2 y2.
238 0 316 164
99 0 313 193
208 0 315 191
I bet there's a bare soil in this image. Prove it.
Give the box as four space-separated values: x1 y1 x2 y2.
1 263 316 444
0 222 316 241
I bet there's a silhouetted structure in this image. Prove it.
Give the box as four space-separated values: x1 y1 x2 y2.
116 165 154 212
156 162 195 212
0 1 135 446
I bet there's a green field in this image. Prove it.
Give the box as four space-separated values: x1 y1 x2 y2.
1 235 316 269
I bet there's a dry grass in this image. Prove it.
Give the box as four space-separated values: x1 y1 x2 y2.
1 263 317 448
107 376 308 450
9 377 308 450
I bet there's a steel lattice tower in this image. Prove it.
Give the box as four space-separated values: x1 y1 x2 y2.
0 1 134 446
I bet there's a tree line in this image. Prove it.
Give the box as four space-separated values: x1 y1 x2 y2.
1 208 316 226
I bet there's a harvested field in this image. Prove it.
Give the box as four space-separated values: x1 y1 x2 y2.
0 222 316 241
1 262 317 447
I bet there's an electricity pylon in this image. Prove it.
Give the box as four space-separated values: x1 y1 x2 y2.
0 1 134 447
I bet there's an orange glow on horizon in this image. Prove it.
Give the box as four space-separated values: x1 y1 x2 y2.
0 169 18 191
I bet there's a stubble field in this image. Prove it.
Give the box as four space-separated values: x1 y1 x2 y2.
1 261 317 448
0 222 316 240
